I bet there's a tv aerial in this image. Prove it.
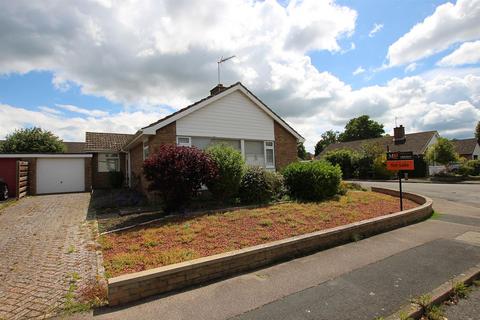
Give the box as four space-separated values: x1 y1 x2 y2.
217 55 236 84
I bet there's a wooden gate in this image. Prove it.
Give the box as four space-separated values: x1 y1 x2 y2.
16 161 28 199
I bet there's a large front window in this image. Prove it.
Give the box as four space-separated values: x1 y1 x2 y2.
183 136 275 169
98 153 120 172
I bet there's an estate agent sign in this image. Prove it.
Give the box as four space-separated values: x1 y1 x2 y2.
386 151 415 171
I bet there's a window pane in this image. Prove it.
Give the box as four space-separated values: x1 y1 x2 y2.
245 140 265 167
266 149 274 167
178 137 190 144
191 137 212 150
98 153 120 172
211 139 240 150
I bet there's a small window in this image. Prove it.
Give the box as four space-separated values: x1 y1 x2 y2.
143 139 149 160
245 140 265 167
177 136 191 147
474 155 478 160
98 153 120 172
264 141 275 168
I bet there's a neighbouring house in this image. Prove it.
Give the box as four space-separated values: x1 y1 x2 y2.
122 82 304 192
318 131 439 158
317 130 440 177
451 138 480 160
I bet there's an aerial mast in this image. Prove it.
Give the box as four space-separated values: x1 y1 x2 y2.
217 55 236 84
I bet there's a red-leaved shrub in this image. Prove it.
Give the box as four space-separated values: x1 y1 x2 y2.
143 145 218 212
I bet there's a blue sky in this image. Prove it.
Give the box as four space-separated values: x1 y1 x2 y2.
0 0 479 151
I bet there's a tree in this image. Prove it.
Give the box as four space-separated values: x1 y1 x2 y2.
476 121 480 143
338 115 384 142
425 137 459 171
297 142 307 160
314 130 339 156
1 127 65 153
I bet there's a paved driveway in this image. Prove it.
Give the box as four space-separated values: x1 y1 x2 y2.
0 193 101 320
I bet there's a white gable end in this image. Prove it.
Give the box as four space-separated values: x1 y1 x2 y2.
176 90 275 140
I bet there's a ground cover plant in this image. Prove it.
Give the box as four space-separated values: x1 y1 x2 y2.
101 191 417 278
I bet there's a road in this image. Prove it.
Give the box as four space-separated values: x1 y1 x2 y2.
90 182 480 320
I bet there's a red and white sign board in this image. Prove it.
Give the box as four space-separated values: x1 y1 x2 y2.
386 160 414 171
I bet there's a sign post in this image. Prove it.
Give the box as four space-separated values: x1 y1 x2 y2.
386 151 415 211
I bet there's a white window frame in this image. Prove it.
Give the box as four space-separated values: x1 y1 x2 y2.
177 136 192 147
143 138 149 160
264 141 275 169
98 153 120 172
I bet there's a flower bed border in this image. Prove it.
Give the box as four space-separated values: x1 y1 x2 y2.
107 188 433 306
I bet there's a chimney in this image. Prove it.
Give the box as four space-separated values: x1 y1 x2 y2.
393 125 406 145
210 84 226 96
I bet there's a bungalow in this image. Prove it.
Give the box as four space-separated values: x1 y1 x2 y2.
120 82 304 192
1 83 303 195
318 131 439 157
451 138 480 160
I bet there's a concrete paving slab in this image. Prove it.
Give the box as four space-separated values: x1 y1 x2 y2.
456 231 480 246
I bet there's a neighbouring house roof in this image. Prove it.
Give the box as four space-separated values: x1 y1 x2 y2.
85 132 134 152
452 138 479 155
124 82 304 149
318 131 439 157
63 142 86 153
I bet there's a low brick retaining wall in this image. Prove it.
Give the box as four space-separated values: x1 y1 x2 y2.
108 188 433 306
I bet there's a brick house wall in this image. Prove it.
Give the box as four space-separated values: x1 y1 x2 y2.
130 122 176 193
274 121 298 170
85 157 92 192
91 153 127 189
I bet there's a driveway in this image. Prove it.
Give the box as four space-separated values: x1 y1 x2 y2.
0 193 101 320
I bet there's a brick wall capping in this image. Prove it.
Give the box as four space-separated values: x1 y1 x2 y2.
107 188 433 305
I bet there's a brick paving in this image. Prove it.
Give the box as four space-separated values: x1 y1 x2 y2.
0 193 102 320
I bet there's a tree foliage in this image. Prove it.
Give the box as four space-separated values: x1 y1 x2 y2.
1 127 65 153
314 130 339 156
143 145 218 212
297 142 307 160
338 115 384 142
425 137 459 168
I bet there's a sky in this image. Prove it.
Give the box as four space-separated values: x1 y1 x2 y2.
0 0 479 152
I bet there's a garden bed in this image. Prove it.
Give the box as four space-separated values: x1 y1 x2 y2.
101 190 417 278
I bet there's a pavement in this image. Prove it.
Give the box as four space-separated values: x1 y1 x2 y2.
444 283 480 320
87 182 480 320
0 193 101 320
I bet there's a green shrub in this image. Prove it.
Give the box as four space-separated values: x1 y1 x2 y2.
239 166 273 204
108 171 124 188
282 160 342 201
323 149 359 179
206 144 245 201
265 171 285 200
459 160 480 176
373 154 395 179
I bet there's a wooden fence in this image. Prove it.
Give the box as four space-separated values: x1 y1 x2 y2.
16 161 28 199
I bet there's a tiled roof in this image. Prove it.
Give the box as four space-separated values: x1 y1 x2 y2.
319 131 438 157
85 132 134 152
63 142 86 153
452 138 479 155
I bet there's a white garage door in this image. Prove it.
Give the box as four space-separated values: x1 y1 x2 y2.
36 158 85 194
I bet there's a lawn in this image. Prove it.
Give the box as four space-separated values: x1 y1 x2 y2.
101 191 417 278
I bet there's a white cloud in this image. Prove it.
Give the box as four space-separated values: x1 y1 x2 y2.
404 63 417 73
387 0 480 66
0 103 168 141
0 0 356 109
38 106 63 115
437 40 480 66
352 66 365 75
56 104 109 117
368 23 383 38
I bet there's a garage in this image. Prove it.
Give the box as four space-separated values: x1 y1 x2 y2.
36 158 86 194
0 153 92 196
